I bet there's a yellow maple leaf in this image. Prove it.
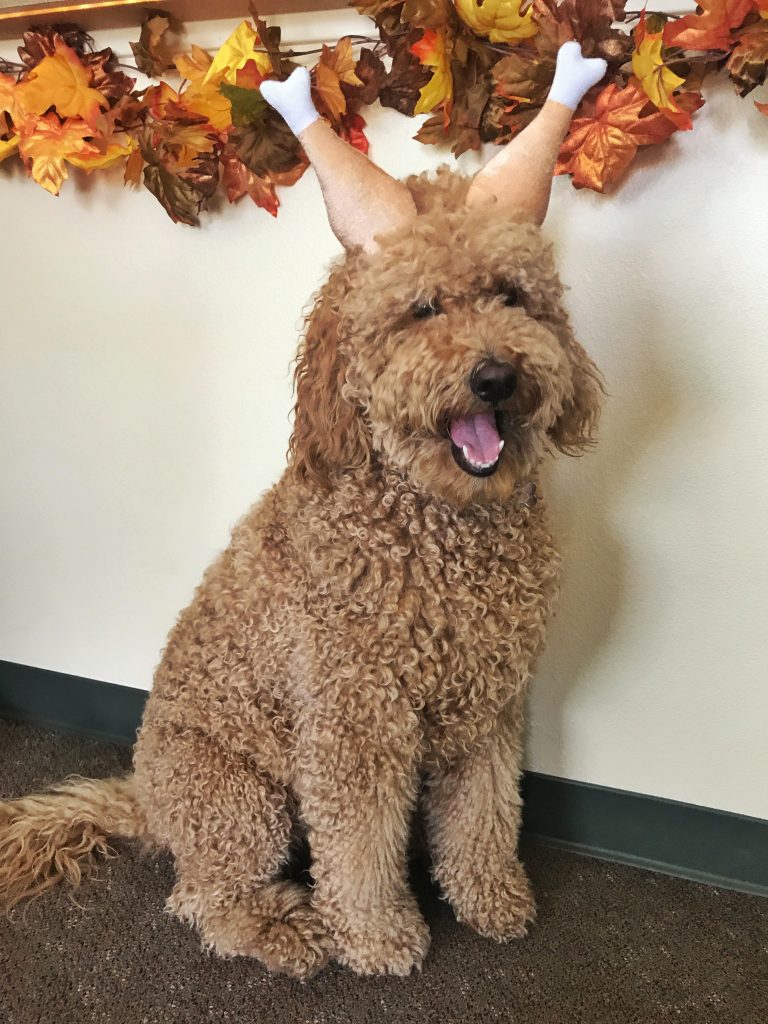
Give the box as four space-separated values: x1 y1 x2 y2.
182 70 233 134
67 135 136 172
411 29 453 116
454 0 537 45
16 41 108 130
632 23 686 113
203 20 271 86
17 114 99 195
175 45 213 82
0 133 19 163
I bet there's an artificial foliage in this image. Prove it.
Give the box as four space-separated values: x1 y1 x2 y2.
0 1 767 224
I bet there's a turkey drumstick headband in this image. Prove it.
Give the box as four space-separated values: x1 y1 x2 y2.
260 41 607 253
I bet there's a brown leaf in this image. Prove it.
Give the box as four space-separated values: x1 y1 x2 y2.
727 21 768 96
130 11 183 79
533 0 629 62
401 0 456 28
450 59 492 153
18 24 92 69
141 128 218 225
249 7 296 79
414 111 446 145
480 95 539 143
379 33 431 115
354 1 403 17
492 51 555 104
124 145 144 186
81 48 135 104
344 47 387 106
232 111 302 176
110 93 146 132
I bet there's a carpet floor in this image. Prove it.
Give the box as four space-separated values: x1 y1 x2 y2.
0 719 765 1024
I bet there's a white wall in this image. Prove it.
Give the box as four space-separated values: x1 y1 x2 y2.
1 11 766 819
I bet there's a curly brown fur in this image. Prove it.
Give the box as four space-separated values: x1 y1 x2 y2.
0 777 142 909
0 167 602 978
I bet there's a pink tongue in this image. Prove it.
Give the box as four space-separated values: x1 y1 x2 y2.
450 410 501 464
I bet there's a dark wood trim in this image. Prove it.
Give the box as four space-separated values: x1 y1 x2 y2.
0 1 348 39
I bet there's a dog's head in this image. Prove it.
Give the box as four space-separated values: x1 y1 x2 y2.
290 169 602 508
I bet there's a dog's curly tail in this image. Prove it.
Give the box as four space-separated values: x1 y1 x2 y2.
0 775 144 911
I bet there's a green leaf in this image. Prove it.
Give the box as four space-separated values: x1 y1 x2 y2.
219 82 269 127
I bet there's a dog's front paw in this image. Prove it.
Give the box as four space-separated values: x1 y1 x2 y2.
326 898 431 976
450 859 536 943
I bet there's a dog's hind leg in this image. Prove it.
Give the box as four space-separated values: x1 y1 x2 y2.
134 726 332 979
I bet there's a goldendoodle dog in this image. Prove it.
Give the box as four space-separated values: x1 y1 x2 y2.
0 44 605 980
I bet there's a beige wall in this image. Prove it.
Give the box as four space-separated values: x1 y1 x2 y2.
1 11 766 818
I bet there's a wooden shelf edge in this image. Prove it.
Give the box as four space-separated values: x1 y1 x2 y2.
0 1 348 40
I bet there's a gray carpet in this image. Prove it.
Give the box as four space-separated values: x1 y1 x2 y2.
0 719 765 1024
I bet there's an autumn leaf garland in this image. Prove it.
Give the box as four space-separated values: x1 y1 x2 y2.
374 0 768 185
0 3 767 222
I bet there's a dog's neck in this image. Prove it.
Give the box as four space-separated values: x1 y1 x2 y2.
331 460 539 519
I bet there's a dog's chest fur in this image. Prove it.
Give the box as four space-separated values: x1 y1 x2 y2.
287 471 561 764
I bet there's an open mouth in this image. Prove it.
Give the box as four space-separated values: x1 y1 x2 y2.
449 409 505 477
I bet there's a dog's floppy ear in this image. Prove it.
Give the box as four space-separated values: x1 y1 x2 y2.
548 333 605 454
289 292 370 487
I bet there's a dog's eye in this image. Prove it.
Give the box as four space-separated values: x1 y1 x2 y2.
503 286 521 307
412 298 442 320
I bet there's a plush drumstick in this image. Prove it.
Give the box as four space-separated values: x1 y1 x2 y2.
261 66 417 253
260 41 607 247
466 41 607 222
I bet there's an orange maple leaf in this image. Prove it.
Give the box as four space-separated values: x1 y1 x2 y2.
314 39 363 123
17 113 99 195
235 59 268 90
321 37 363 88
144 81 181 120
0 71 22 126
556 79 699 192
16 41 108 130
663 0 754 52
221 153 278 216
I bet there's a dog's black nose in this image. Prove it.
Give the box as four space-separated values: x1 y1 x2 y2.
470 360 517 403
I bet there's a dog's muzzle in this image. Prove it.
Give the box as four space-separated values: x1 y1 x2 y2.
449 360 516 477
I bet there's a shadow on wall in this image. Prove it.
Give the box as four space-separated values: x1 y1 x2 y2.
526 291 695 779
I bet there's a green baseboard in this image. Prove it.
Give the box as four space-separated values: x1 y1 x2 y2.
0 660 147 747
1 659 766 897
